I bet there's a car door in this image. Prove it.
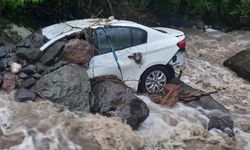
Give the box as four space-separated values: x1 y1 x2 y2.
90 26 137 85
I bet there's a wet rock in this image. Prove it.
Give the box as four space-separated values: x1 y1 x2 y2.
207 111 234 136
18 32 48 48
14 88 36 102
0 42 4 46
19 59 28 68
91 80 149 129
31 73 42 79
16 47 42 62
11 62 22 74
34 62 47 74
40 41 65 66
10 53 18 62
0 75 3 86
2 72 16 92
18 72 29 79
0 45 10 58
21 64 36 75
223 48 250 81
0 58 9 68
0 61 4 71
63 39 94 64
22 78 36 88
34 64 91 114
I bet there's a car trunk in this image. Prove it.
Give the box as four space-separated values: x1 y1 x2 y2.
152 27 184 37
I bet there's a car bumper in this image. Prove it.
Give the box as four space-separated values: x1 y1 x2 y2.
168 49 185 67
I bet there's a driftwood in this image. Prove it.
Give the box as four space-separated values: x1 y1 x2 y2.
180 90 218 102
150 84 218 107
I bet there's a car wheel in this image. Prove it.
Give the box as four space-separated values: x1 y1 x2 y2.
139 65 174 93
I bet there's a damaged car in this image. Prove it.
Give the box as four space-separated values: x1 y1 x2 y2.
40 18 186 93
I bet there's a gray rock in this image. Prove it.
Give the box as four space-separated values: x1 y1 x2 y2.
32 73 42 79
18 32 48 48
34 64 91 114
195 107 234 136
10 53 18 62
91 80 149 129
0 57 13 68
0 45 10 58
22 78 36 88
16 47 42 62
207 112 234 136
0 74 3 86
21 64 36 75
34 62 47 74
18 72 29 79
14 88 36 102
0 42 4 46
40 41 65 66
223 48 250 81
0 61 4 71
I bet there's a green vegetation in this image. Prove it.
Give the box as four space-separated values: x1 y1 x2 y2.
0 19 22 44
1 0 250 29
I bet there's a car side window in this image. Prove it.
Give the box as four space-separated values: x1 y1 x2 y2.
96 27 132 55
131 28 147 46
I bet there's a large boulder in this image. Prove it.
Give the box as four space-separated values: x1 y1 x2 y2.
223 48 250 81
63 39 94 64
40 41 66 66
34 64 91 114
91 80 149 129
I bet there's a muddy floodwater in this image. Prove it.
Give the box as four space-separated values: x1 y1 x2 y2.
0 29 250 150
137 29 250 150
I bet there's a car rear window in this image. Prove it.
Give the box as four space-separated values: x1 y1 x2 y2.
131 28 147 46
95 27 147 55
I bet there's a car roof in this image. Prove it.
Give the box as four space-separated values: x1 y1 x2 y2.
42 18 142 40
40 18 146 51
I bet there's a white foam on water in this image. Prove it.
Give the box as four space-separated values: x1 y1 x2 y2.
135 96 236 150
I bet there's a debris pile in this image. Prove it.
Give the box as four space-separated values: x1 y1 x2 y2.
150 84 218 107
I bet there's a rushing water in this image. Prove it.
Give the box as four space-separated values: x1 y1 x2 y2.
0 29 250 149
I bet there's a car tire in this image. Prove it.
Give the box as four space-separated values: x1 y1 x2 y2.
139 65 174 93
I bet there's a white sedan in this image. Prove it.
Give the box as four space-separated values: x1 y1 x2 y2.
41 18 186 93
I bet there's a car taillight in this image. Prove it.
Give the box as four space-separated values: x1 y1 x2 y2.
177 39 186 49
